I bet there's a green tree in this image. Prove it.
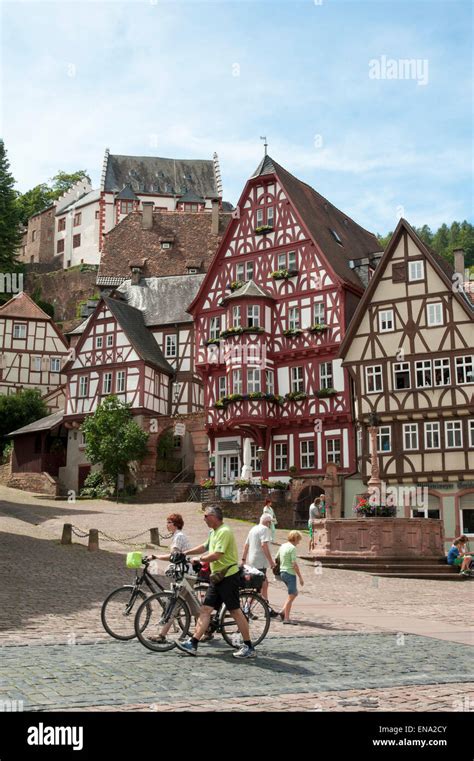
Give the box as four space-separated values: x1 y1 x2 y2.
49 170 90 198
0 389 48 454
15 183 52 226
432 223 450 258
0 140 22 269
81 396 149 488
415 225 433 247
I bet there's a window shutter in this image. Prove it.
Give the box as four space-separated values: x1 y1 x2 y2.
392 261 407 283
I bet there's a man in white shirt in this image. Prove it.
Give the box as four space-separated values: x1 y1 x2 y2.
241 514 277 616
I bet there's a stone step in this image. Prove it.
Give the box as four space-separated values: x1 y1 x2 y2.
371 572 473 581
319 563 457 574
305 555 448 565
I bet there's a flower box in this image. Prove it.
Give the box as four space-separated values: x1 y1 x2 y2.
309 324 328 333
242 326 264 334
353 497 396 517
285 391 308 401
315 387 337 398
260 479 289 490
283 328 303 337
220 327 243 338
254 225 274 235
205 337 220 346
230 281 245 292
271 269 299 280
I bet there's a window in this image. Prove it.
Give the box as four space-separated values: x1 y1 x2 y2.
403 423 418 450
288 251 296 270
393 362 411 390
31 230 36 242
427 302 443 326
79 376 89 397
210 317 221 340
366 365 383 393
379 309 394 332
120 200 134 214
246 261 254 280
256 208 264 226
327 438 341 463
73 234 81 248
425 422 440 449
266 369 274 395
116 370 126 393
103 372 112 395
313 302 325 324
58 218 66 231
288 307 300 330
320 362 333 389
278 251 297 270
434 358 451 386
376 426 391 452
250 443 261 473
32 356 41 372
13 323 26 339
106 334 114 348
247 305 260 327
161 242 171 250
267 206 274 226
415 360 432 388
233 369 242 394
456 356 474 384
236 263 245 281
232 306 241 327
300 439 315 469
165 335 177 358
446 421 462 449
95 336 103 349
50 357 61 373
218 376 226 398
73 212 82 226
469 420 474 448
57 239 65 253
247 368 261 393
95 210 100 220
357 426 363 458
409 260 424 281
330 229 343 244
290 366 304 392
275 443 288 471
278 253 286 270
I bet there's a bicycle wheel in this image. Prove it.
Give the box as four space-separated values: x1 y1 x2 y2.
101 585 150 641
219 590 271 648
134 591 191 652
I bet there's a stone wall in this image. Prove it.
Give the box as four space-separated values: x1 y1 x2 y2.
24 268 99 324
6 472 59 496
201 490 297 528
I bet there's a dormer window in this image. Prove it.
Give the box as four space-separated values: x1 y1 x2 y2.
330 229 343 245
160 237 174 250
162 242 171 249
120 201 134 215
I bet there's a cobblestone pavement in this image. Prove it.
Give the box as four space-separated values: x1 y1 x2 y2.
1 634 473 712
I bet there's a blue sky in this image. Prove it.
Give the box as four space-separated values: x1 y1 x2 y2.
1 0 472 234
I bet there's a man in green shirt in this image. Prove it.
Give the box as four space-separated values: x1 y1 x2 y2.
176 505 256 659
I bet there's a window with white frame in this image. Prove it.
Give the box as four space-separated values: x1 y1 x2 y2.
106 334 114 348
32 356 42 372
95 336 103 349
446 421 462 448
250 443 262 472
79 376 89 397
247 305 260 327
290 366 304 392
288 307 300 330
288 251 296 270
327 438 341 463
277 252 286 270
415 360 432 388
103 372 112 395
300 439 315 469
233 369 242 394
116 370 126 393
357 426 362 458
393 362 411 390
246 261 254 280
425 422 440 449
265 369 274 395
366 365 383 393
320 361 333 389
50 357 61 373
236 263 245 281
456 355 474 384
403 423 418 450
379 309 394 332
267 206 274 226
13 323 26 339
232 306 241 327
210 316 221 340
409 260 424 281
433 358 451 386
165 335 177 358
256 208 264 226
274 442 288 471
247 368 261 393
427 302 443 326
218 375 227 398
277 251 296 270
376 426 391 452
313 302 325 324
469 420 474 448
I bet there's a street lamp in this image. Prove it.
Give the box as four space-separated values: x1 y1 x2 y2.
256 447 266 463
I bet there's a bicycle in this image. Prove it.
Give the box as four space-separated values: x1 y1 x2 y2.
101 557 167 641
134 554 271 653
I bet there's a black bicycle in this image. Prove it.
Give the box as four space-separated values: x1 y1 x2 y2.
101 557 166 641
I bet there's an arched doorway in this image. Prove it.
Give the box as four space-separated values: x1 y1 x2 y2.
294 485 325 527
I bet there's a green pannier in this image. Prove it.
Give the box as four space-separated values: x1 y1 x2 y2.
126 551 142 569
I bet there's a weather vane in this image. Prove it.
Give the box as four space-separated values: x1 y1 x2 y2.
260 136 268 156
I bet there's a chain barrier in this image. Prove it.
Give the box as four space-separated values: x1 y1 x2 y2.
70 526 90 539
70 525 173 547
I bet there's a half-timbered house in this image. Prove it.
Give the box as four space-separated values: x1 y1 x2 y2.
339 219 474 545
0 292 69 397
188 155 383 503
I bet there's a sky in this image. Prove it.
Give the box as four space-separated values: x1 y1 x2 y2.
1 0 472 235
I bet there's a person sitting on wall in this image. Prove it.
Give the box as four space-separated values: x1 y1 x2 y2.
447 537 473 576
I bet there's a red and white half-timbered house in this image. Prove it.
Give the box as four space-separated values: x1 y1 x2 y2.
0 292 69 399
188 155 383 489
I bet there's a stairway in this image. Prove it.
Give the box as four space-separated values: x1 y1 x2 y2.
300 555 472 581
133 482 193 504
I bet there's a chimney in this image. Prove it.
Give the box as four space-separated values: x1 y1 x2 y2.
453 248 465 278
130 267 141 285
142 202 154 230
211 199 219 235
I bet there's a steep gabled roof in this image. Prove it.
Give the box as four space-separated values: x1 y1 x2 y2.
8 410 64 437
103 296 174 375
178 189 205 204
117 275 205 326
0 292 52 320
104 153 219 198
338 218 474 359
251 154 277 177
116 184 138 201
223 280 275 302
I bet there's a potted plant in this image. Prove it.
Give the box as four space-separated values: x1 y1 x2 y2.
230 281 245 292
255 224 274 235
353 496 396 517
220 326 243 338
242 325 265 334
271 268 299 280
204 337 220 346
309 323 328 333
316 387 337 398
200 478 216 490
285 391 308 401
283 328 304 337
